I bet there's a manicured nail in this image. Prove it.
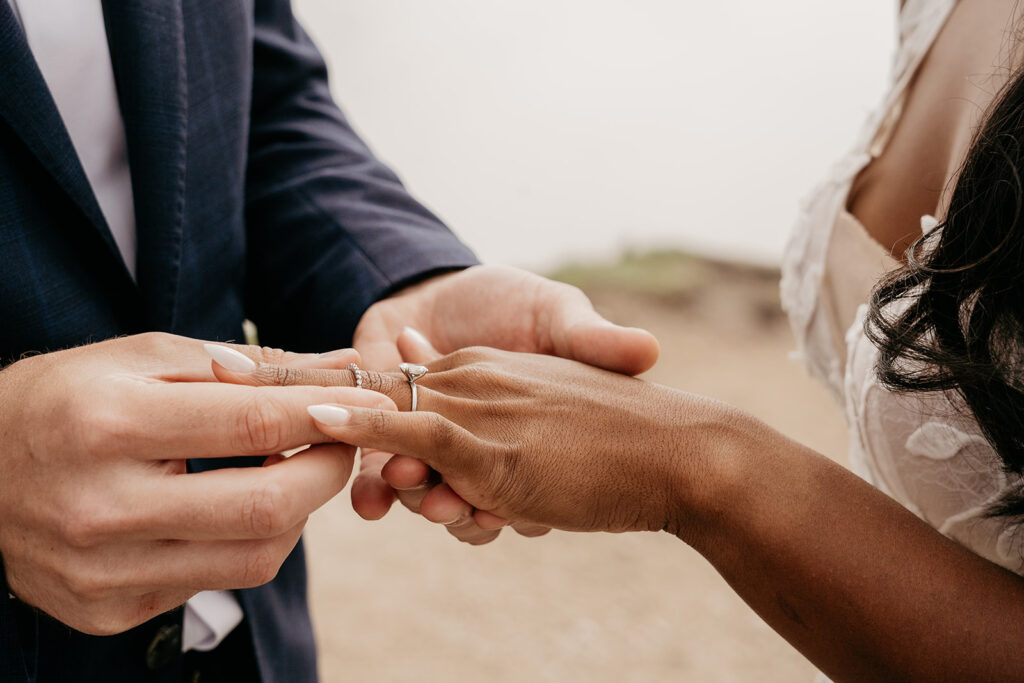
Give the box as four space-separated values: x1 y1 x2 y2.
402 326 431 348
307 404 351 426
204 344 257 372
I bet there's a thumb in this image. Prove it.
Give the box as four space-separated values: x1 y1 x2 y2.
566 319 660 376
397 326 442 364
545 288 660 375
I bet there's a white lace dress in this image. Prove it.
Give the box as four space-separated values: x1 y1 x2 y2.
780 0 1024 585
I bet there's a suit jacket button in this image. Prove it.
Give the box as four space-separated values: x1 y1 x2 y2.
146 623 182 670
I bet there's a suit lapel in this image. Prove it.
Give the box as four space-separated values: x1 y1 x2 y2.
0 2 128 271
102 0 188 331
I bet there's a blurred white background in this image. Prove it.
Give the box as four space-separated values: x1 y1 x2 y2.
294 1 895 270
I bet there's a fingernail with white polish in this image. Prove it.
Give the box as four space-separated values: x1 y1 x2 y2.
307 405 351 426
204 344 257 372
402 326 431 347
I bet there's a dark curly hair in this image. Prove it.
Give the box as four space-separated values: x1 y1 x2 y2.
866 67 1024 518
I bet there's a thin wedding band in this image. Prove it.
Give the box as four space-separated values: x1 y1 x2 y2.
399 362 428 411
347 363 363 389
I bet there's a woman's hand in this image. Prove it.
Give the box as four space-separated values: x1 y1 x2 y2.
348 265 660 541
235 346 718 534
293 347 1024 682
215 265 660 543
216 344 1024 680
311 348 717 533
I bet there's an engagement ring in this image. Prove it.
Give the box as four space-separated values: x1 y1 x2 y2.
399 362 428 411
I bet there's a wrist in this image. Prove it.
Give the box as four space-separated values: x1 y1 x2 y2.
660 396 764 547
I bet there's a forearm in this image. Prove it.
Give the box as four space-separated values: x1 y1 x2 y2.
291 347 1024 679
244 0 477 352
677 411 1024 681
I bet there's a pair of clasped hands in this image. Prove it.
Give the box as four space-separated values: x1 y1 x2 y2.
0 266 667 636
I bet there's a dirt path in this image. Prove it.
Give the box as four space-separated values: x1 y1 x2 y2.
305 269 849 682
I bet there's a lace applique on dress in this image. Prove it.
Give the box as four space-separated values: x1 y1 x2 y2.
904 422 991 461
780 0 957 404
801 7 1024 683
844 305 1024 575
782 0 1024 576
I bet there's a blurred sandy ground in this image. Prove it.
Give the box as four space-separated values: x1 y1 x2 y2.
304 256 849 682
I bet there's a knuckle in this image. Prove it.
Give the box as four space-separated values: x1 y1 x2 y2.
242 481 290 537
426 413 456 451
368 409 391 437
433 354 501 396
364 371 398 398
363 372 382 393
136 331 175 351
258 364 300 387
258 346 288 365
60 516 101 549
62 567 114 603
74 404 131 455
240 544 283 588
59 500 117 548
236 395 286 453
459 365 501 398
446 346 489 367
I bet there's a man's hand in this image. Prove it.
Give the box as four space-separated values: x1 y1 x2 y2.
0 333 391 635
350 265 659 542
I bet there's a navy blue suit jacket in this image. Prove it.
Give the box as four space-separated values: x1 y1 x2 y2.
0 1 477 680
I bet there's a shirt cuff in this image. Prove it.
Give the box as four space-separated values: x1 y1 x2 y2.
182 590 245 653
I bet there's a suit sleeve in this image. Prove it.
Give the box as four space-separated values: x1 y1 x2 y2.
0 556 29 682
243 0 478 352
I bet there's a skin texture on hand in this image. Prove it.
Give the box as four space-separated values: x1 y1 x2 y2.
353 265 660 378
0 333 393 635
223 347 703 533
295 346 1024 681
221 265 660 544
